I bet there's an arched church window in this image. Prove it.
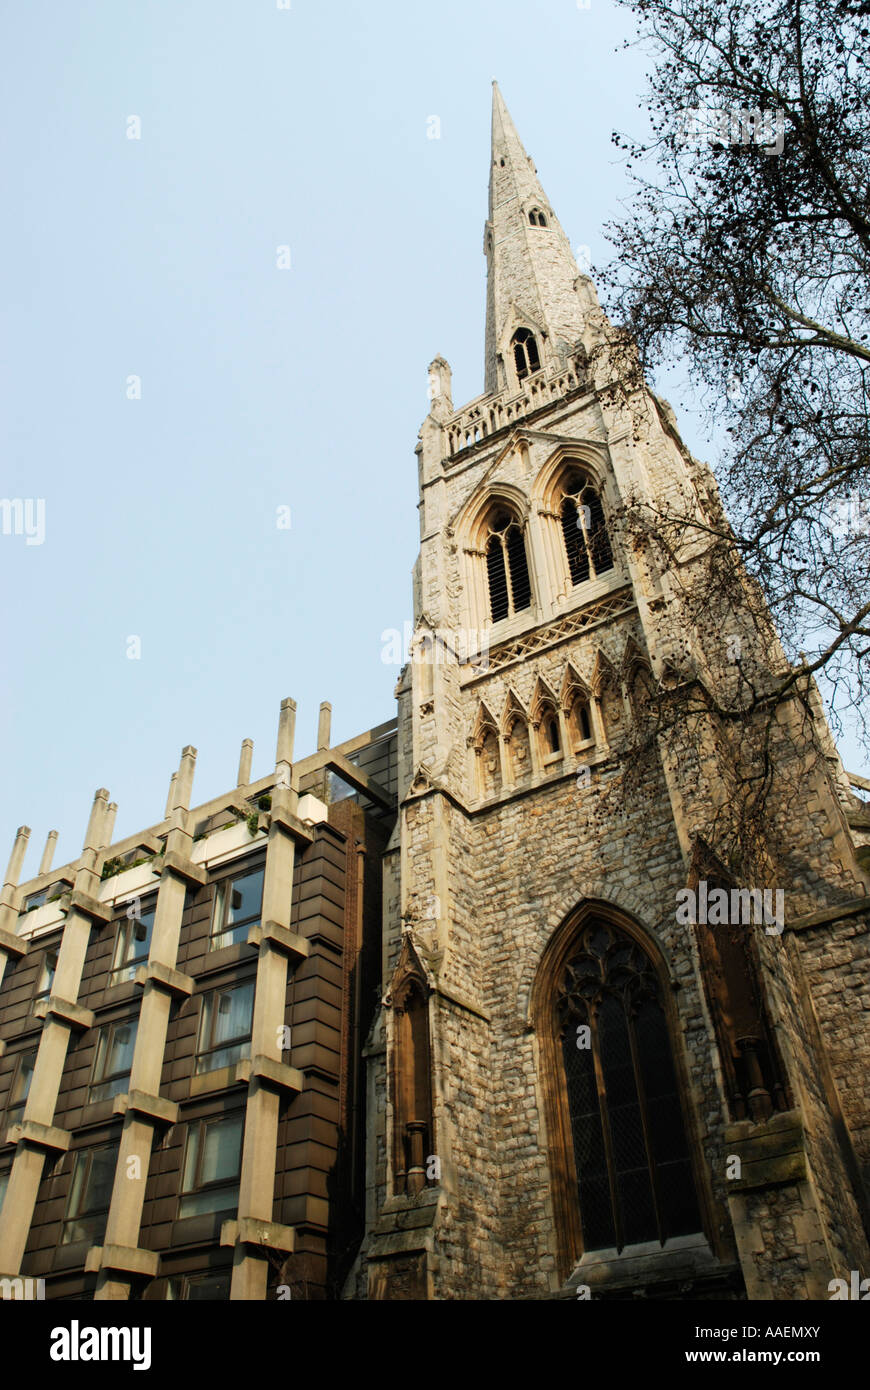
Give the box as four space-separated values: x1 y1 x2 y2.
545 713 561 755
485 508 532 623
570 696 594 748
512 328 541 382
556 919 702 1252
528 207 549 227
559 470 614 586
392 978 434 1197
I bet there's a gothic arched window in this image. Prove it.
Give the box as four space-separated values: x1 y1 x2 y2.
569 695 594 749
485 508 532 622
512 328 541 382
554 918 702 1255
392 976 434 1197
559 471 614 586
528 208 549 227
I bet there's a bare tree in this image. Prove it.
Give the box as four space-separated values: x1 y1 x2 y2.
597 0 870 756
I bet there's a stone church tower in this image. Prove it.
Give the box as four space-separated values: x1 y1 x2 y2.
352 85 870 1300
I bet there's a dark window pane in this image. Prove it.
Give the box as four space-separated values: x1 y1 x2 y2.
583 487 614 575
486 535 509 622
561 1021 615 1251
561 497 590 586
505 526 531 611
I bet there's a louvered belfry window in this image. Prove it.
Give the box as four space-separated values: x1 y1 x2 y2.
560 473 614 587
557 920 702 1253
485 509 532 622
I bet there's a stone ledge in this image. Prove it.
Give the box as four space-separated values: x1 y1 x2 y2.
367 1230 434 1260
268 807 315 845
189 1059 252 1096
789 897 870 932
0 928 27 960
220 1217 295 1255
723 1108 806 1190
160 851 207 887
112 1089 179 1127
11 1119 71 1153
85 1244 159 1278
247 920 310 963
568 1233 723 1295
67 890 113 924
33 995 95 1032
134 959 194 998
251 1054 304 1097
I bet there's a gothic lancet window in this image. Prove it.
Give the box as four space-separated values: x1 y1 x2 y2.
688 859 790 1123
528 208 549 227
559 472 614 587
512 328 541 382
392 973 434 1197
571 697 593 747
555 919 702 1254
485 509 532 622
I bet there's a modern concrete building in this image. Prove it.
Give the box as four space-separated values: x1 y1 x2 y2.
1 86 868 1302
0 702 396 1299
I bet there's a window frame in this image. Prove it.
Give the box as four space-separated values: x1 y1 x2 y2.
89 1018 138 1103
209 865 265 951
34 949 58 1001
195 979 255 1075
110 899 157 984
61 1143 119 1247
532 904 714 1281
484 510 533 625
166 1270 231 1301
5 1046 38 1123
178 1112 244 1220
511 327 541 383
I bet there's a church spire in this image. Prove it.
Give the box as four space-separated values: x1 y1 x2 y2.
484 83 589 396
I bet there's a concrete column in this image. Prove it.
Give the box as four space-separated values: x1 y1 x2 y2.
231 699 299 1300
317 703 332 752
164 772 177 821
100 803 118 851
38 830 58 878
0 791 111 1276
237 738 254 787
95 748 198 1300
0 825 31 987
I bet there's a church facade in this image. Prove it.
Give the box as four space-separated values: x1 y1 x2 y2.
0 87 868 1301
350 85 870 1301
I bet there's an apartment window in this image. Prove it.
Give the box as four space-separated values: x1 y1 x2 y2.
179 1113 244 1219
89 1020 138 1102
110 902 156 983
166 1271 230 1300
61 1145 118 1245
34 951 57 1001
0 1170 8 1212
210 867 264 950
196 980 255 1074
6 1048 37 1122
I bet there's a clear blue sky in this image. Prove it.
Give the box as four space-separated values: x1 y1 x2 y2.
1 0 864 876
